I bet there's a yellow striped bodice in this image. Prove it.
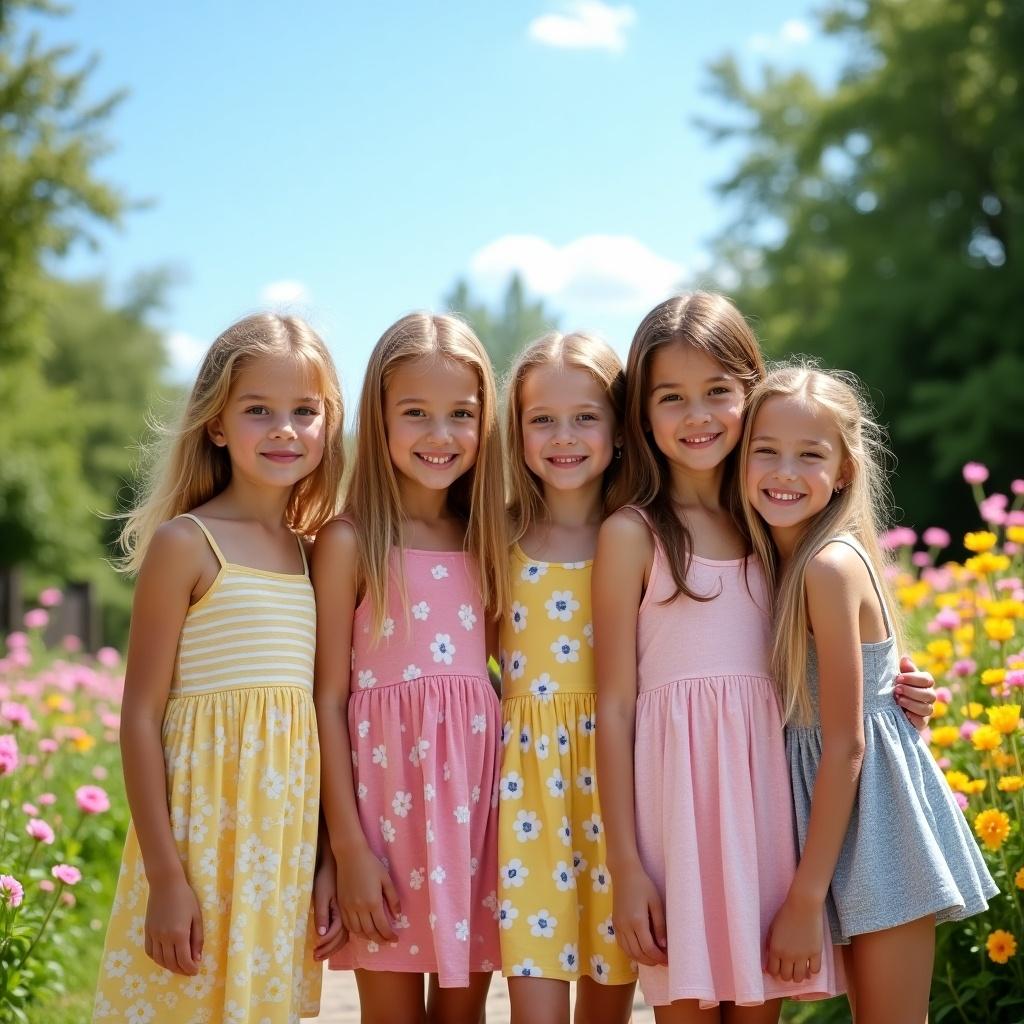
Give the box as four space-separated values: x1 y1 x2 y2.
169 514 316 697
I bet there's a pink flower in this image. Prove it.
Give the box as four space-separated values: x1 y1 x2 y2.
61 635 82 653
9 649 31 669
996 578 1023 592
26 819 55 845
23 609 48 630
1012 479 1024 496
933 609 960 631
937 757 951 769
51 864 81 887
960 721 980 740
5 632 28 651
22 802 38 816
1006 670 1024 689
912 552 931 568
980 495 1007 526
963 462 989 485
1 701 33 727
95 647 120 669
954 792 968 811
91 765 108 781
61 891 75 907
38 879 54 893
38 738 58 754
75 785 110 815
880 527 917 549
0 734 18 775
1008 510 1024 527
37 793 56 806
936 687 953 703
0 875 24 908
922 527 950 548
38 588 63 608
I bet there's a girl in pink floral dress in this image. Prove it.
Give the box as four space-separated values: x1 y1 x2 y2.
314 313 510 1023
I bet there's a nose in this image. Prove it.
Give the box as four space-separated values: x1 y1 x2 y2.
269 415 297 439
683 404 711 427
424 418 453 445
552 420 576 446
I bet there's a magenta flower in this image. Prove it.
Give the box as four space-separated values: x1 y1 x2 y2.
22 802 38 816
26 819 55 845
980 495 1008 526
23 609 48 630
962 462 989 485
38 588 63 608
922 527 950 548
37 793 56 806
8 649 31 669
75 785 110 815
936 687 953 703
960 721 980 740
880 527 917 549
95 647 120 669
912 552 931 568
1007 670 1024 689
1 701 33 727
61 635 82 653
954 792 969 811
51 864 81 886
91 765 108 781
933 609 960 631
1012 479 1024 496
937 757 951 769
37 738 58 754
0 734 18 775
38 879 54 893
5 632 28 651
1008 510 1024 527
0 875 24 908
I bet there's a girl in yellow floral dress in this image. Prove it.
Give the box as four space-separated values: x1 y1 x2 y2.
93 315 347 1024
498 332 638 1024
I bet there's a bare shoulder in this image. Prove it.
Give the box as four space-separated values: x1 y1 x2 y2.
312 517 360 558
599 507 653 548
806 541 871 601
145 517 208 571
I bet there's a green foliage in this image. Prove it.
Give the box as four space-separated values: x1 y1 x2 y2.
700 0 1023 532
446 274 559 381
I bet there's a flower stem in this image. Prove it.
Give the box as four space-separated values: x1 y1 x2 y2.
12 884 63 971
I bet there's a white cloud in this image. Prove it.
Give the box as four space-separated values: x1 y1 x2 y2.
469 234 685 315
747 18 812 54
528 2 636 53
165 330 207 380
260 279 311 305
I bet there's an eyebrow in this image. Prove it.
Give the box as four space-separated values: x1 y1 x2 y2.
752 435 832 447
652 375 733 391
523 401 606 413
395 395 479 406
236 394 321 403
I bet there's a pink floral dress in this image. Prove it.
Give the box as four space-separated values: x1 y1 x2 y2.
329 549 501 986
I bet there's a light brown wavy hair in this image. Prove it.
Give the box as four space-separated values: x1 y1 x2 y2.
118 313 345 574
739 362 903 725
609 292 766 601
345 312 510 635
504 331 625 546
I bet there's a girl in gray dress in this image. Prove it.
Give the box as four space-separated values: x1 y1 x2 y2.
738 364 997 1024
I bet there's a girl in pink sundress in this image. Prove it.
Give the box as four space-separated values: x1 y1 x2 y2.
314 312 510 1024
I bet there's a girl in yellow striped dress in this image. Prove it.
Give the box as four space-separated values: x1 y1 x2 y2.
93 315 347 1024
498 332 638 1024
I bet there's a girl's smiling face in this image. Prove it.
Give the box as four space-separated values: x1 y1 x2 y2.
645 343 746 474
745 393 849 541
520 363 618 496
384 354 481 492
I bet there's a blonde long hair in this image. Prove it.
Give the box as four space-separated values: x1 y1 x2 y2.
505 331 625 546
345 312 509 634
609 292 766 601
119 313 345 574
739 362 904 725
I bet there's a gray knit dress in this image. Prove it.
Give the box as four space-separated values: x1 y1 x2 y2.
787 536 998 944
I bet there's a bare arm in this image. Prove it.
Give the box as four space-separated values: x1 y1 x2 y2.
767 544 868 983
312 520 399 944
119 518 207 975
593 510 667 965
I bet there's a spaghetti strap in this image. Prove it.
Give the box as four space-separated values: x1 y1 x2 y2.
178 512 227 567
817 535 892 636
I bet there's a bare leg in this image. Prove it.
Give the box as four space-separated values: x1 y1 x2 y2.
721 1000 782 1024
653 1000 722 1023
574 977 637 1024
427 971 493 1024
846 916 934 1024
355 970 426 1024
508 976 571 1024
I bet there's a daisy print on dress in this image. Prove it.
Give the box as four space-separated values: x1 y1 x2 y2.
545 590 579 621
521 562 548 584
530 674 559 701
551 636 580 663
511 602 528 633
430 634 455 664
501 859 529 888
528 910 557 938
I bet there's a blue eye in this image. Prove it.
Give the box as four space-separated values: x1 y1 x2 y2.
245 406 269 415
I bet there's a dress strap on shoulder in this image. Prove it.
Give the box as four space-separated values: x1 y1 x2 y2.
179 513 227 568
296 534 310 575
817 535 892 636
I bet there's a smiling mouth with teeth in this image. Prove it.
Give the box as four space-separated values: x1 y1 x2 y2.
679 433 720 446
417 453 457 466
547 455 586 465
764 489 805 503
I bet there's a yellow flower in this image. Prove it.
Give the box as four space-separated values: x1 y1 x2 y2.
1016 867 1024 891
974 809 1012 851
935 593 961 609
927 639 954 661
986 929 1018 964
993 751 1017 771
972 725 1003 751
987 704 1021 734
954 623 975 644
982 669 1007 687
965 531 998 553
72 734 96 753
967 553 1011 575
998 776 1024 793
966 779 988 795
897 582 931 609
1007 526 1024 545
945 770 970 793
962 701 985 718
985 618 1015 643
930 726 960 748
984 599 1024 620
932 700 948 718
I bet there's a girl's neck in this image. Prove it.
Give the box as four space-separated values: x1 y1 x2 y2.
667 461 726 511
541 479 603 530
396 475 453 523
209 477 292 529
770 521 808 563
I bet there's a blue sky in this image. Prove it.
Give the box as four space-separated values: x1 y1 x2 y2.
49 1 838 409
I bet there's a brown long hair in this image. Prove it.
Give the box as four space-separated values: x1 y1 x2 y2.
345 312 510 635
119 314 345 573
609 292 766 601
504 331 625 545
739 362 903 724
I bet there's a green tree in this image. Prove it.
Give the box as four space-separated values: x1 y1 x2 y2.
701 0 1023 530
0 0 127 573
446 273 559 380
